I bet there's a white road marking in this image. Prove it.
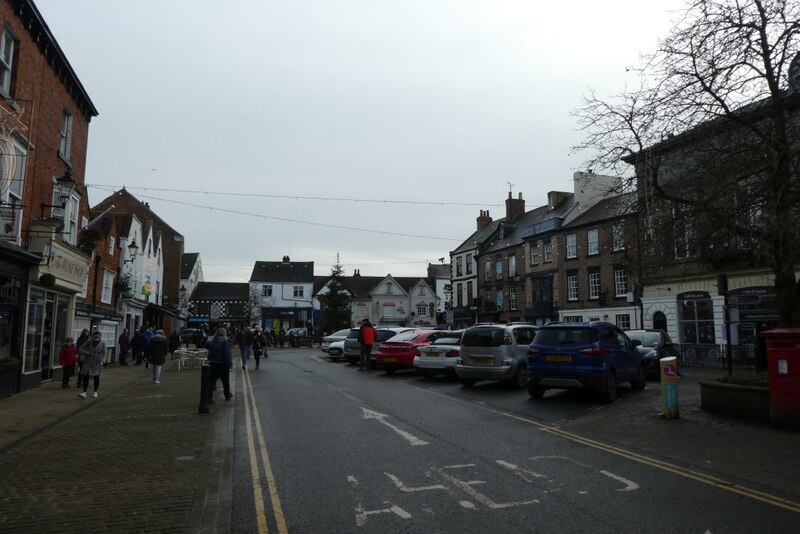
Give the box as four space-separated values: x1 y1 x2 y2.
385 472 446 492
435 466 539 509
599 470 640 492
354 502 412 527
362 408 429 446
347 475 359 487
496 460 547 482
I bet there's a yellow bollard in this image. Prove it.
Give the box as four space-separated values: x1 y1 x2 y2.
659 356 679 419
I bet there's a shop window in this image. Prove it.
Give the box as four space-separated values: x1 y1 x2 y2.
679 298 715 344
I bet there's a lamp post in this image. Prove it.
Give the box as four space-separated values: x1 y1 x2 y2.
123 240 139 264
40 170 77 218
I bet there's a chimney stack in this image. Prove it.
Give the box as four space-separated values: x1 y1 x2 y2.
282 255 290 263
476 210 493 230
505 192 525 222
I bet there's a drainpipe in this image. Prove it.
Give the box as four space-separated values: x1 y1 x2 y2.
92 255 102 310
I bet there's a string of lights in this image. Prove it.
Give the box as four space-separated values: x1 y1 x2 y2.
88 185 462 242
86 184 503 208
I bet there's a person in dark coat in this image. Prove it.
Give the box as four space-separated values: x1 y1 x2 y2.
78 331 106 399
145 329 169 384
168 330 180 359
76 328 90 374
207 327 233 403
118 328 130 366
131 327 147 366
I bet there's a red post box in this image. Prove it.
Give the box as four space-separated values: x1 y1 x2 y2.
761 329 800 428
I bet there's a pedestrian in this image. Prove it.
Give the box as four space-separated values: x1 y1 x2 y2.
58 337 78 388
288 330 296 348
131 327 146 366
207 327 233 403
75 328 90 374
146 329 169 384
357 319 376 371
78 330 105 399
237 325 253 370
118 328 130 366
252 327 267 370
279 328 286 348
168 330 180 359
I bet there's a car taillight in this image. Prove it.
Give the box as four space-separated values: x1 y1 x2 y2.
527 347 541 356
504 334 512 345
446 349 460 357
579 345 605 357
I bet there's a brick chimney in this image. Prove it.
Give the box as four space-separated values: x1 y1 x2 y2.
506 192 525 222
476 210 493 230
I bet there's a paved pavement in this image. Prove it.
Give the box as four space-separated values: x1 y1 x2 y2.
564 367 800 499
0 357 235 533
0 356 797 533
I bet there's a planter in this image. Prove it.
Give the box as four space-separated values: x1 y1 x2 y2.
699 380 770 421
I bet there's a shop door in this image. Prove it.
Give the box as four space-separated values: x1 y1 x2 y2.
40 297 55 380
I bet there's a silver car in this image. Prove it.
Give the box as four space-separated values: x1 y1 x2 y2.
455 323 537 388
320 328 352 353
343 327 414 367
413 330 463 378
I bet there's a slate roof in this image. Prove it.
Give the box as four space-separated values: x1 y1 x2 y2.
452 219 502 254
562 192 636 229
428 263 450 280
250 261 315 283
181 253 199 279
190 282 249 301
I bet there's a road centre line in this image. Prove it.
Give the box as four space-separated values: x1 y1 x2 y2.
243 369 290 533
407 384 800 514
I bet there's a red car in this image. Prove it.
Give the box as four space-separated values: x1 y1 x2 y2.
376 330 455 374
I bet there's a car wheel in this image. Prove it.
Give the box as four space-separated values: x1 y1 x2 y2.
601 372 617 403
345 357 358 365
631 366 647 391
460 378 476 388
330 356 340 362
511 365 527 389
528 385 545 399
384 367 396 375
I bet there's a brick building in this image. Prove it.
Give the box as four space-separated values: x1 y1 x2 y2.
0 0 98 396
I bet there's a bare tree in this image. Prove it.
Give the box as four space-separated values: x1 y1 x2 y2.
573 0 800 326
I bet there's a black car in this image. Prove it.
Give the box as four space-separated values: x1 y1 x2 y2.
624 329 680 378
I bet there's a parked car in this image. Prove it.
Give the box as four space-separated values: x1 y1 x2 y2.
527 321 645 402
376 329 454 374
413 330 464 377
343 327 414 366
286 327 310 347
327 340 345 361
179 328 198 343
455 323 537 388
320 328 352 353
624 329 680 378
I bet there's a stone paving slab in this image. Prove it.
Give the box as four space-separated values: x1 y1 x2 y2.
0 362 233 533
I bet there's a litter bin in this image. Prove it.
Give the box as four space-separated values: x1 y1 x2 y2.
761 329 800 428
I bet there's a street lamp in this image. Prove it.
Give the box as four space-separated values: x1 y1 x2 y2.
40 170 77 218
123 240 139 264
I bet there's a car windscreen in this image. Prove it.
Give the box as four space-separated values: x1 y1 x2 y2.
462 328 504 347
534 328 596 346
431 335 461 345
626 331 661 347
331 329 351 337
376 330 408 342
387 332 421 342
346 329 360 339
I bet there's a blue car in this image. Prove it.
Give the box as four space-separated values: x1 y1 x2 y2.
526 322 645 402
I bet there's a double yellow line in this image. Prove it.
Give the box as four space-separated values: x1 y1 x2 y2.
242 369 289 533
494 409 800 514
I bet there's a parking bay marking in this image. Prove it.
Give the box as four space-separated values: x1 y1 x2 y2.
361 408 429 446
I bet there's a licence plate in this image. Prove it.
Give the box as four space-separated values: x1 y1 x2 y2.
545 355 572 362
469 357 494 366
383 357 397 363
422 351 441 358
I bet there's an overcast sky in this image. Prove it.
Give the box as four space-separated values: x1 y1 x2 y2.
36 0 684 282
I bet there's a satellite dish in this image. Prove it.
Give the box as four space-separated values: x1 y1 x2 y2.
789 52 800 93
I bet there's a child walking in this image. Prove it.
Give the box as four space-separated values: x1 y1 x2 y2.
59 337 78 388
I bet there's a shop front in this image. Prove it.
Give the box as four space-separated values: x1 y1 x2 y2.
22 226 90 392
0 242 40 399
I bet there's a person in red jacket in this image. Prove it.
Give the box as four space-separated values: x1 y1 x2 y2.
59 337 78 388
357 319 377 371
